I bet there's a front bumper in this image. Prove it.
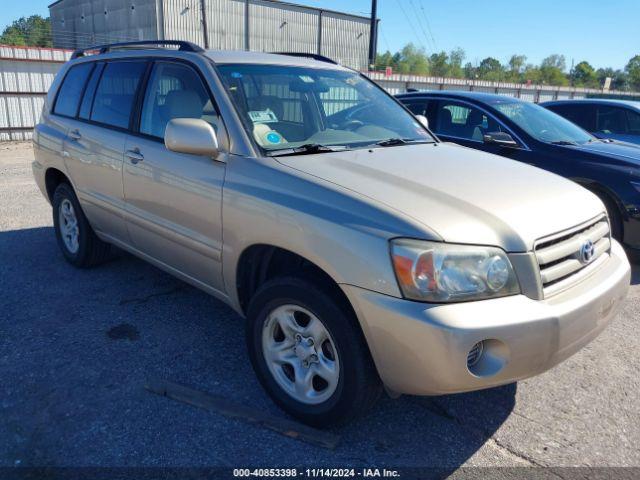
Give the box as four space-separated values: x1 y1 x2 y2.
343 240 631 396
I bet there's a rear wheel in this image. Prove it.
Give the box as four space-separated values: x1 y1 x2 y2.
52 182 111 267
246 276 381 427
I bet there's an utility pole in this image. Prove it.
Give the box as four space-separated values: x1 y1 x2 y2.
368 0 378 71
200 0 209 49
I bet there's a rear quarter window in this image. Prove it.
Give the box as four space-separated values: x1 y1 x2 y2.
53 63 94 117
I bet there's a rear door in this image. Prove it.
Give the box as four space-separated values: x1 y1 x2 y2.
61 60 148 243
122 60 228 294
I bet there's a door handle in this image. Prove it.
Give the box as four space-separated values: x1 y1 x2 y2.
68 129 81 140
125 149 144 164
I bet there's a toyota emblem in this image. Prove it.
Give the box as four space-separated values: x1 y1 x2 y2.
580 239 595 264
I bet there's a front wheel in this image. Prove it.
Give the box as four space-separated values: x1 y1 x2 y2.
246 277 381 427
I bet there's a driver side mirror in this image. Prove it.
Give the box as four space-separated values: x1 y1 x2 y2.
415 114 429 129
483 131 519 148
165 118 220 158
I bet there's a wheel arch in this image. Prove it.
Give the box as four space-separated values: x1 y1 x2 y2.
44 167 72 203
235 244 355 319
572 177 625 237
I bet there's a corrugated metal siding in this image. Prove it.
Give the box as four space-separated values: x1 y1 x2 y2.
248 1 318 54
162 0 204 45
320 12 369 70
0 47 72 141
206 0 245 50
50 0 158 49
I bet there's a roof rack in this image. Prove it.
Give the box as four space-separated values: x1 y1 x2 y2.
271 52 338 65
71 40 205 60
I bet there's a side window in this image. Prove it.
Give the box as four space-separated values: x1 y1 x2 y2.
140 62 221 139
53 63 94 117
90 61 147 129
435 101 501 141
78 63 105 120
403 99 429 116
596 106 628 134
625 109 640 134
548 104 595 131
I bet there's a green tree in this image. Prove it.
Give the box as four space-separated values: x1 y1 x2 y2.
539 54 568 86
448 48 465 78
571 61 598 88
375 50 396 71
429 51 449 77
597 68 628 91
506 54 527 82
522 64 542 84
626 55 640 91
0 15 52 47
477 57 504 82
463 62 477 79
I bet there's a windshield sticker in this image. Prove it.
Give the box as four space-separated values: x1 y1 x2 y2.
249 110 278 123
265 132 283 144
299 75 315 83
231 72 242 78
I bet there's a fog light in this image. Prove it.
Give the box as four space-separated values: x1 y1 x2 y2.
467 341 484 367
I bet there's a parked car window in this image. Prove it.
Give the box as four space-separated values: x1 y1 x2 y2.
90 61 147 130
434 101 501 141
218 64 435 152
403 99 428 116
548 104 596 131
53 63 94 117
494 100 594 144
596 106 628 134
140 62 222 139
78 63 105 120
627 109 640 134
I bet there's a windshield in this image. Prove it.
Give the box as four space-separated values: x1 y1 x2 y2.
493 101 595 145
217 64 434 154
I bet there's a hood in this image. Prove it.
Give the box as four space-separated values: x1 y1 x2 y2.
564 140 640 167
276 143 605 252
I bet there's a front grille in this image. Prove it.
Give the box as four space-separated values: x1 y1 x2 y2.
535 216 611 297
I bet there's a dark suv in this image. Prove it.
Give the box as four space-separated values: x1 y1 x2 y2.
543 99 640 146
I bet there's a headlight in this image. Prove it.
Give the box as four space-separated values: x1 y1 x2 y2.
390 239 520 302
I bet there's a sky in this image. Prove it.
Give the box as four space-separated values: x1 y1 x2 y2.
1 0 637 70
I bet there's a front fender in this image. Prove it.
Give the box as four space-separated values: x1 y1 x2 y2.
221 155 438 313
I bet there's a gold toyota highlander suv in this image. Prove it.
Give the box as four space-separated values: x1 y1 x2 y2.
32 41 631 426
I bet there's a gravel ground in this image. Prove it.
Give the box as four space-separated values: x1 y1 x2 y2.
1 142 639 473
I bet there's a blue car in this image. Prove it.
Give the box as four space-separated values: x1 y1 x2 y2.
542 99 640 146
396 91 640 252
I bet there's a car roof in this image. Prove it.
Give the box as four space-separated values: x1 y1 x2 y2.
205 50 350 70
396 90 524 105
69 47 351 72
541 98 640 109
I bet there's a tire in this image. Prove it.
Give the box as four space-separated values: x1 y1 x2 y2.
52 182 111 268
246 276 382 427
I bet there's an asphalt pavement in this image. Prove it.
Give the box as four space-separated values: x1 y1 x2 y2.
1 142 639 473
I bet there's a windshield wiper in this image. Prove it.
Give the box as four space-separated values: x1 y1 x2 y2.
266 143 348 157
550 140 578 146
375 137 433 147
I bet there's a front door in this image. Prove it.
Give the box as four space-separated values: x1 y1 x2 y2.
122 61 228 294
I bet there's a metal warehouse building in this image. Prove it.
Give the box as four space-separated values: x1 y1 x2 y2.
48 0 373 69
